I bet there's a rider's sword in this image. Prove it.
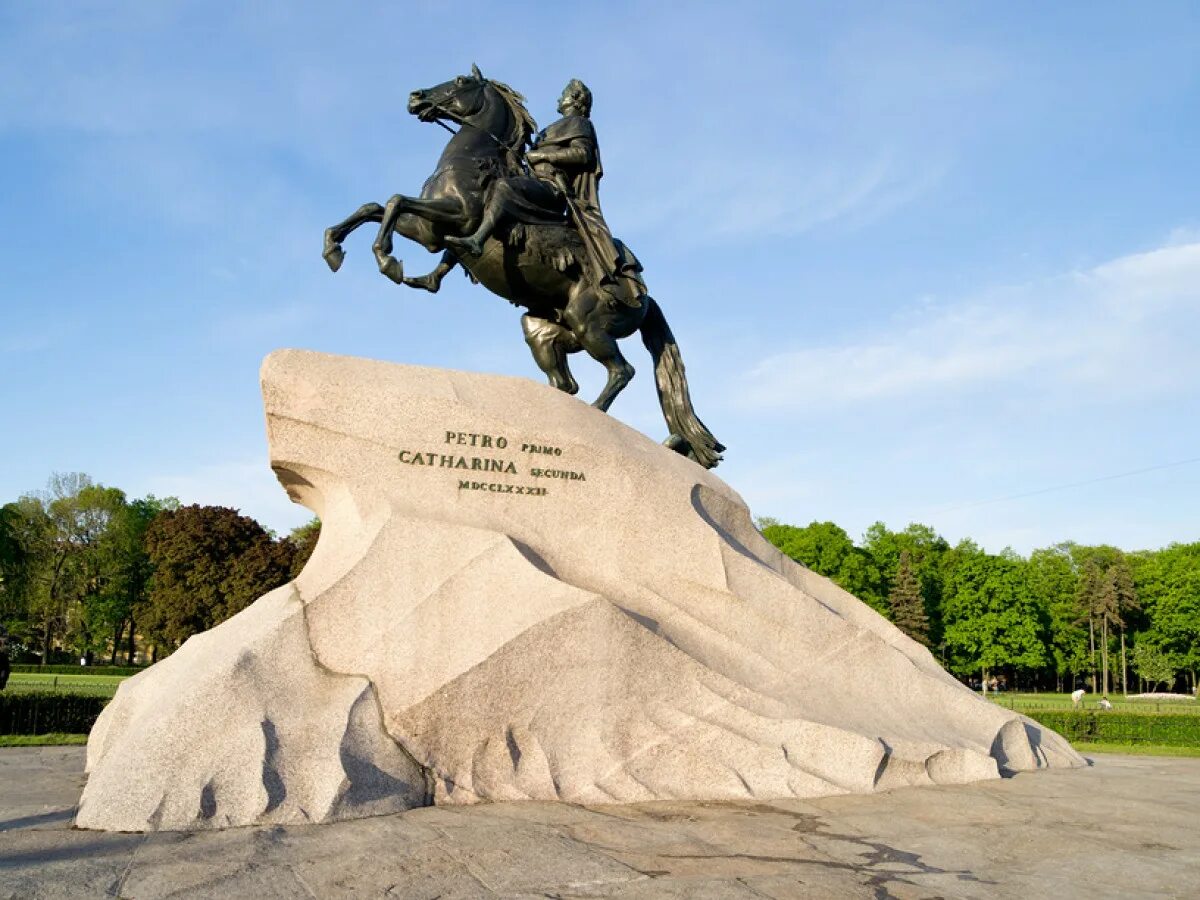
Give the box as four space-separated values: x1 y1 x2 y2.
552 172 615 291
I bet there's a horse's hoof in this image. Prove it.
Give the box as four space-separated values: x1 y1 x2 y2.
379 256 405 285
663 433 690 455
323 243 345 272
548 375 579 395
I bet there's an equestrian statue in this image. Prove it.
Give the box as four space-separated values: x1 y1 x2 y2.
322 66 724 468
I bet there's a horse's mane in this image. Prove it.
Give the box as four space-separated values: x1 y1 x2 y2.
485 78 538 158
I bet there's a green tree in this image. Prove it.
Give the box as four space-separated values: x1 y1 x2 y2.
940 542 1047 688
89 495 178 664
0 504 33 625
1131 542 1200 692
862 522 949 644
287 518 321 578
761 521 886 614
888 550 930 646
0 505 27 581
1027 544 1088 690
1098 557 1139 695
6 474 128 662
143 505 295 651
2 497 55 656
1074 556 1106 692
1074 548 1140 695
52 477 128 661
1131 641 1177 692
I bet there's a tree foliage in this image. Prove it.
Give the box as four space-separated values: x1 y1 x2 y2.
0 504 33 620
287 518 321 578
1 473 313 664
760 521 886 613
1131 642 1177 690
940 543 1048 676
760 520 1200 692
863 522 948 643
1131 543 1200 676
3 465 1198 687
888 550 930 646
142 505 295 649
1027 544 1088 679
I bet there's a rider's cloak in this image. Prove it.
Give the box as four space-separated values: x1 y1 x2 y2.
536 115 621 282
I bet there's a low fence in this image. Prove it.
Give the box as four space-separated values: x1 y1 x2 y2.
0 692 108 736
8 664 145 677
994 697 1199 716
3 676 121 696
1 693 1196 745
1026 711 1200 747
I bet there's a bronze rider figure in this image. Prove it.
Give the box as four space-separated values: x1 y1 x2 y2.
447 79 640 307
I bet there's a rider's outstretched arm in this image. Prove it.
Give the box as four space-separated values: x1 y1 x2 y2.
403 251 458 293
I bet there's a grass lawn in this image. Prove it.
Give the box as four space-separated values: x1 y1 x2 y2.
3 673 126 697
0 733 89 747
1076 742 1200 758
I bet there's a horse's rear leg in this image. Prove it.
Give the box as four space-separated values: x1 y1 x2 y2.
522 314 580 395
578 326 635 411
324 202 384 272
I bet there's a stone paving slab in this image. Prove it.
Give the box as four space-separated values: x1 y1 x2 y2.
1 747 1197 899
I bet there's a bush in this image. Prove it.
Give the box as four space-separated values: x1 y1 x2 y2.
0 692 108 735
9 664 144 677
1029 711 1200 747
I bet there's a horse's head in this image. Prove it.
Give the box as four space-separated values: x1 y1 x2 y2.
408 65 537 161
407 65 490 127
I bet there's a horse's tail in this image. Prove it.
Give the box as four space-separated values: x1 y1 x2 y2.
639 298 725 469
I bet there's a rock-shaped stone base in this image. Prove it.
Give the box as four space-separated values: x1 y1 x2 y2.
77 584 428 831
77 350 1083 831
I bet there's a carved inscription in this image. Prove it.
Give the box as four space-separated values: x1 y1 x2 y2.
458 481 547 495
530 468 585 480
395 430 588 497
398 450 516 473
446 430 508 449
520 441 562 456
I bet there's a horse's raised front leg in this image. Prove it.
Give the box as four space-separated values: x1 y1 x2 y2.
323 202 384 272
373 194 468 285
522 314 580 395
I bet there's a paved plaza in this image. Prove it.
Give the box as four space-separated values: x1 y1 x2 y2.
1 747 1197 899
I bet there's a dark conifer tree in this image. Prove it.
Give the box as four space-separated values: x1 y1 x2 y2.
889 550 930 646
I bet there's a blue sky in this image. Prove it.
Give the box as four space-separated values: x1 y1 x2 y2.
2 1 1198 554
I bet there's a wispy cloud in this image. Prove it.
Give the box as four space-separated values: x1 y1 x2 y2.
584 9 1003 246
735 239 1200 412
615 150 948 245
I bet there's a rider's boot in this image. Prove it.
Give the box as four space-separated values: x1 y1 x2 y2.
445 233 486 256
614 271 646 308
446 209 500 257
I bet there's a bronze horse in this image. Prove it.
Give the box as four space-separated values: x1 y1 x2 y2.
322 68 724 468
